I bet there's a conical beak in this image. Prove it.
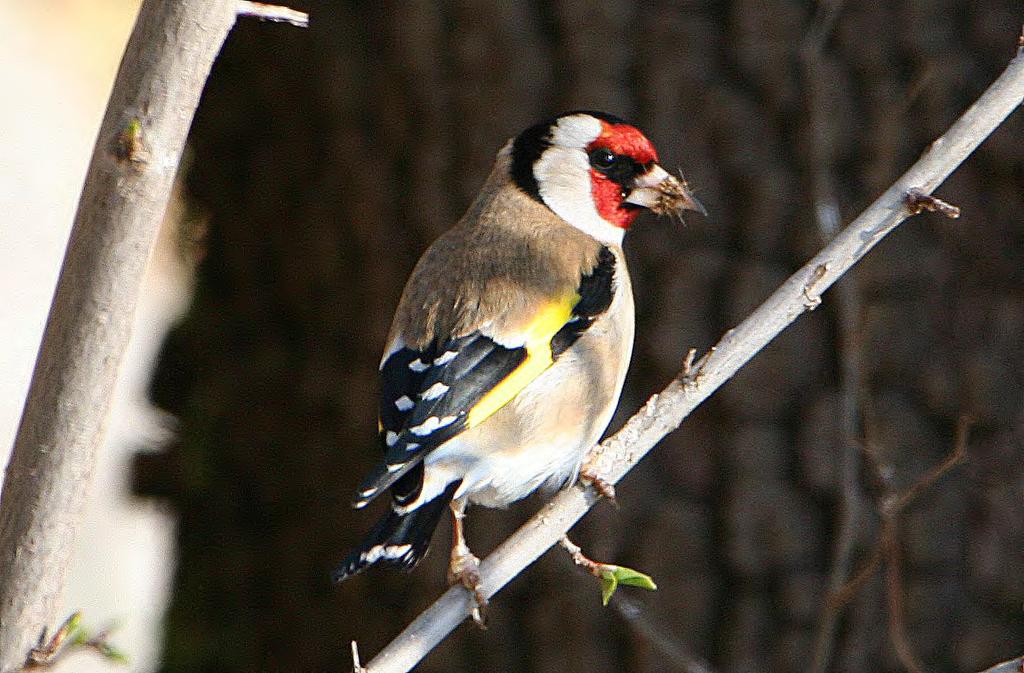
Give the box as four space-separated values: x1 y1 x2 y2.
624 164 707 217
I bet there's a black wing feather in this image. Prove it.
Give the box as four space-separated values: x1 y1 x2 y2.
353 334 524 507
551 246 616 357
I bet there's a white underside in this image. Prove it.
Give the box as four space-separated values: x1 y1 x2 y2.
398 354 618 511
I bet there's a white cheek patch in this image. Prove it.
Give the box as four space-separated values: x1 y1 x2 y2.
533 115 625 246
549 114 604 147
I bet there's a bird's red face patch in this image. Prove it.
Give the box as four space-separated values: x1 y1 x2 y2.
587 121 660 229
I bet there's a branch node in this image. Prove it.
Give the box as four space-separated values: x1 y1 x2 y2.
802 263 829 310
682 347 713 387
906 188 961 219
680 348 698 381
579 461 617 503
112 118 146 166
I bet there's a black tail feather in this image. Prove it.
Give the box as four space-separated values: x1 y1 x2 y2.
332 480 461 583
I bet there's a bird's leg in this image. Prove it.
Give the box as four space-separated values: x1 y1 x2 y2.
579 448 617 502
447 500 488 627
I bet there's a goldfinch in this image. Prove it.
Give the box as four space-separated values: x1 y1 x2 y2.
333 111 703 615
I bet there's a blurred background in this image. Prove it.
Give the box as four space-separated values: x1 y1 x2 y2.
2 1 1022 672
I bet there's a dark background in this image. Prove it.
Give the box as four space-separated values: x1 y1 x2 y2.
136 2 1024 671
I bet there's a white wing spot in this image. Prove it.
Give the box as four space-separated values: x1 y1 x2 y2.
409 358 430 372
360 543 413 564
405 442 420 452
394 395 415 411
385 431 399 447
409 415 458 436
420 382 450 400
433 350 458 366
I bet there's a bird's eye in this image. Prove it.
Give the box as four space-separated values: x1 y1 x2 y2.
589 148 616 171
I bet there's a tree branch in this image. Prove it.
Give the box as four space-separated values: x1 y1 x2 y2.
0 2 305 670
979 655 1024 673
360 42 1024 673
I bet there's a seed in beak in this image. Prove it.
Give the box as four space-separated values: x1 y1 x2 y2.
624 167 707 217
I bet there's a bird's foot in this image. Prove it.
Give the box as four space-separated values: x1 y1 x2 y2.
579 457 617 503
448 547 488 628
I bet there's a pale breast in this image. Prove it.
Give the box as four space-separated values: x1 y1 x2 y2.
427 247 635 508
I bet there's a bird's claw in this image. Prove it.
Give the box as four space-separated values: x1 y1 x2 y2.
579 462 617 503
449 549 488 628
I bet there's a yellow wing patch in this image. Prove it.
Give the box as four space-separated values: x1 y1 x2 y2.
466 294 579 428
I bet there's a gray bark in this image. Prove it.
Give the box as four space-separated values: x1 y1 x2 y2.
0 2 241 669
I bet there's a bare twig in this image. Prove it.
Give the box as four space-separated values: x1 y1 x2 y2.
16 612 125 671
236 1 309 27
884 521 925 673
885 416 970 515
611 595 718 673
0 2 305 669
826 415 972 671
22 613 80 669
883 417 971 673
359 44 1024 673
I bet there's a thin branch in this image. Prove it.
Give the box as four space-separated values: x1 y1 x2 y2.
14 612 126 672
884 522 925 673
885 415 970 516
827 417 972 604
882 416 971 673
611 595 719 673
0 2 305 669
824 414 972 672
979 655 1024 673
360 44 1024 673
236 1 309 27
